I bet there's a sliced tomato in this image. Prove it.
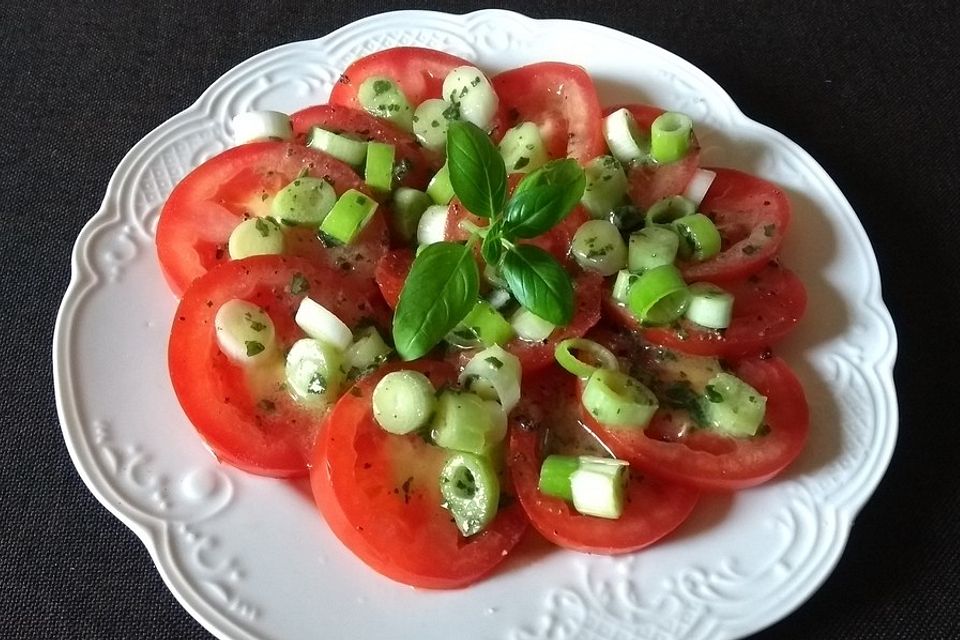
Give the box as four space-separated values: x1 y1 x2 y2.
508 366 699 553
168 255 390 477
310 361 528 589
581 333 809 490
605 263 807 358
374 248 413 309
290 104 439 189
155 142 388 296
491 63 606 162
329 47 473 110
604 104 702 211
680 167 791 283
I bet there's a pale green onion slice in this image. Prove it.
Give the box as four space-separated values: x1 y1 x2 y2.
443 66 499 131
214 299 276 365
357 76 414 131
645 195 697 226
582 369 659 428
554 338 619 379
702 372 767 437
538 454 580 502
581 155 628 218
682 168 717 206
432 390 507 455
450 300 515 348
498 122 549 174
459 345 522 414
416 204 449 246
295 296 353 350
628 226 680 273
612 270 638 304
426 163 455 205
318 190 378 246
284 338 344 407
602 108 650 164
306 127 368 166
673 213 722 262
685 283 734 330
440 452 500 537
344 326 392 379
510 307 555 342
570 457 629 519
227 218 284 260
390 187 432 243
650 111 693 164
231 110 292 145
271 176 336 226
364 142 396 193
413 98 457 151
627 264 689 325
372 370 436 435
570 220 628 276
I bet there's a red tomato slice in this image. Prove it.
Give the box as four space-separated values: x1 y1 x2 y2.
604 104 702 211
310 361 528 589
680 167 791 283
329 47 474 109
491 63 606 162
155 142 388 296
168 255 390 477
374 248 413 309
290 104 440 189
581 338 809 490
606 263 807 358
508 366 699 553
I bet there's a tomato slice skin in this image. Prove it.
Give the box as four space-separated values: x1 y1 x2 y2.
584 353 809 491
508 367 699 553
374 248 413 309
605 104 702 210
290 104 440 189
605 263 807 358
680 167 791 283
155 142 387 296
491 62 606 162
310 361 528 589
329 47 474 109
168 255 390 478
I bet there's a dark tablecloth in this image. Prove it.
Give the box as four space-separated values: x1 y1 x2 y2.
4 1 958 638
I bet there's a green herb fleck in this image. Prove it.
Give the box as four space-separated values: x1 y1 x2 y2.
512 156 530 171
290 273 309 295
245 341 265 357
485 356 504 370
704 384 724 403
254 218 271 237
373 79 392 95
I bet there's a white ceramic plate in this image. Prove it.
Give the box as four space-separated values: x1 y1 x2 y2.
54 9 897 640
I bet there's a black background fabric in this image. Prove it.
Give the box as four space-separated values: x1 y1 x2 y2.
3 1 958 638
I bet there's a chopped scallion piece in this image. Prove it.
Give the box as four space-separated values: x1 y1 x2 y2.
271 176 336 226
364 142 396 193
357 76 414 131
390 187 433 244
451 300 516 348
284 338 344 408
372 370 436 435
498 122 548 174
570 457 629 519
554 338 619 379
317 189 378 246
612 269 638 304
581 155 628 218
509 307 555 342
628 226 680 273
685 282 734 329
440 452 500 537
306 127 368 166
227 217 284 260
673 213 722 262
626 264 689 325
426 163 455 205
432 390 507 455
343 326 392 379
582 369 659 428
459 345 522 413
645 195 697 226
538 455 580 502
701 372 767 437
602 108 650 164
650 111 693 164
570 220 628 276
214 299 276 365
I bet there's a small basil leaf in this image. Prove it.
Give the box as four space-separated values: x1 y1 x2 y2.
481 219 504 264
500 244 574 325
446 121 507 219
501 182 582 239
393 242 480 360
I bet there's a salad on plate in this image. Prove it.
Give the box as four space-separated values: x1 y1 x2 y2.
156 46 809 589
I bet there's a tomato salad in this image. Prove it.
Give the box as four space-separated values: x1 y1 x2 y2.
158 47 809 589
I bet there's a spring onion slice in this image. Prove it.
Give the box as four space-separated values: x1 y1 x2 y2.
570 219 628 276
450 300 515 348
295 296 353 350
432 390 507 455
628 226 680 273
570 457 629 519
498 122 549 174
443 66 499 131
343 326 393 379
645 195 697 226
554 338 619 379
538 455 580 502
459 345 522 414
372 370 436 435
284 338 344 407
390 187 432 243
306 127 368 166
650 111 693 164
602 108 650 164
416 204 449 246
231 110 293 145
357 76 414 131
627 264 689 325
413 98 457 151
702 372 767 437
271 176 336 226
227 218 284 260
440 452 500 537
214 299 276 365
685 282 734 329
612 270 638 303
682 168 717 206
426 163 455 205
510 307 555 342
318 190 378 246
582 369 659 428
581 155 628 218
364 142 396 193
673 213 722 262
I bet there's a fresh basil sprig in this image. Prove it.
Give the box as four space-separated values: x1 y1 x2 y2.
392 122 584 359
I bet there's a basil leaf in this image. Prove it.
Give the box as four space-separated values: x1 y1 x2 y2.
393 242 480 360
501 182 583 239
500 244 574 325
446 121 507 219
481 219 504 264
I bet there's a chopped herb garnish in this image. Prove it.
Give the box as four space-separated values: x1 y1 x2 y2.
290 273 309 295
245 341 265 357
513 156 530 170
254 218 271 237
372 79 392 95
484 356 504 369
704 384 724 403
